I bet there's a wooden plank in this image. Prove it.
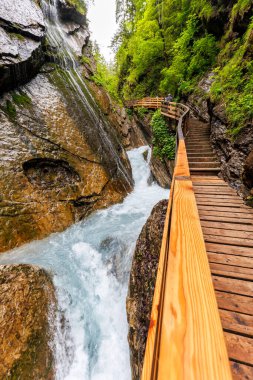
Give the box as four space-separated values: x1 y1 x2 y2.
208 252 253 268
219 309 253 336
216 291 253 315
206 243 253 258
213 276 253 297
199 209 253 220
204 234 253 248
194 186 236 192
197 200 244 207
230 361 253 380
198 205 253 215
200 214 253 225
196 194 242 199
210 263 253 281
156 180 231 380
201 221 253 232
225 332 253 365
203 227 253 240
173 140 190 177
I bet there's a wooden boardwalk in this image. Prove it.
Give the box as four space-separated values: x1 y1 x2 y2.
187 119 253 380
127 98 253 379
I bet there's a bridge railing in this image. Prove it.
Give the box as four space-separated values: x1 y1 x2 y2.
127 98 232 379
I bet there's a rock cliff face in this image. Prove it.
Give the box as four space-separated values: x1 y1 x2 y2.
0 0 133 252
0 264 56 379
127 199 167 380
0 0 45 93
188 73 253 199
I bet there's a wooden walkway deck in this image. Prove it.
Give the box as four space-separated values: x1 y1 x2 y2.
126 98 253 379
187 119 253 380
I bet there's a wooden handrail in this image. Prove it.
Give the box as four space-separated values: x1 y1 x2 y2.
129 98 232 379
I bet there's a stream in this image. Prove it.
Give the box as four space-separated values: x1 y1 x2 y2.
0 146 168 379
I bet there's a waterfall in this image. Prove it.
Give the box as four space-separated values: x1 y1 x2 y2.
39 0 132 186
0 147 169 379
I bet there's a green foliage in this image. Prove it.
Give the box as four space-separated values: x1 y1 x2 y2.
115 0 218 99
3 100 17 119
12 91 32 107
151 110 176 160
10 33 25 41
135 107 149 119
66 0 86 15
91 46 120 102
211 19 253 135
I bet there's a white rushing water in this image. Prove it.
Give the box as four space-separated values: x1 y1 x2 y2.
0 147 168 380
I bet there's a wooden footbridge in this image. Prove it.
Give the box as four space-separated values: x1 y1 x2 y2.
127 98 253 379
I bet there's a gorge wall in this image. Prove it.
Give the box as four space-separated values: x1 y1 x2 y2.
114 0 253 200
0 0 136 252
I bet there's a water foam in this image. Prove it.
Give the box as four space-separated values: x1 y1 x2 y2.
0 147 168 379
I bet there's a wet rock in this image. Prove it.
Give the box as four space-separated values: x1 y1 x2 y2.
210 105 253 196
127 200 168 380
0 0 45 93
188 74 253 198
87 81 149 149
243 150 253 189
100 237 129 283
58 0 86 25
0 70 133 252
0 264 55 379
149 150 173 188
187 72 215 122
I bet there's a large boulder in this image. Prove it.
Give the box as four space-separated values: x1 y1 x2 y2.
0 69 133 252
0 264 55 379
149 150 173 188
126 200 167 380
0 0 45 93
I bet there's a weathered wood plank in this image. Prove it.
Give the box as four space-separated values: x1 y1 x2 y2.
202 221 253 232
230 361 253 380
157 180 231 379
204 234 253 248
200 214 253 225
206 243 253 257
203 227 253 240
216 291 253 315
225 332 253 365
210 263 253 281
219 309 253 336
196 194 243 200
199 209 253 219
198 205 253 215
208 252 253 268
213 276 253 297
197 200 244 207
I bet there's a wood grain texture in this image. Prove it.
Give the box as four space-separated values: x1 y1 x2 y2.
141 181 174 380
216 291 253 315
225 332 253 365
156 180 231 380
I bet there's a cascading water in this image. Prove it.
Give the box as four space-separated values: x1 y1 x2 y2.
0 147 168 379
40 0 132 185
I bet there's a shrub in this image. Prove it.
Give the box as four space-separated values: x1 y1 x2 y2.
151 109 176 160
